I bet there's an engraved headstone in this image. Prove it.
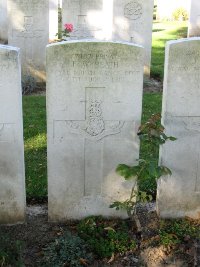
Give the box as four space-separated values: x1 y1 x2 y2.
0 45 25 224
188 0 200 37
62 0 153 76
113 0 154 76
157 38 200 219
7 0 58 82
0 0 8 44
47 41 144 221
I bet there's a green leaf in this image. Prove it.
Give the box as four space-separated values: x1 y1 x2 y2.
169 136 177 141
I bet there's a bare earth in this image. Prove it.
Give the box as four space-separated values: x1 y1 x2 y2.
0 203 199 267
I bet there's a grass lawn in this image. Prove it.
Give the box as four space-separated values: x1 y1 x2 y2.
151 21 188 79
23 93 162 199
23 96 47 199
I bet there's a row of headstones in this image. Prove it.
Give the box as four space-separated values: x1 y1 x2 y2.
0 0 149 80
1 0 200 82
1 38 200 224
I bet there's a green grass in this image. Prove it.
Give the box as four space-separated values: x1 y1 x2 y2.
23 93 162 198
151 21 188 79
23 96 47 199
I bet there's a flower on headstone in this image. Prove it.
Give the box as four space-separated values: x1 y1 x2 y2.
55 23 74 41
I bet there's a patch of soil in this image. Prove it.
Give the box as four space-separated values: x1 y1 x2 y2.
143 78 163 93
0 203 199 267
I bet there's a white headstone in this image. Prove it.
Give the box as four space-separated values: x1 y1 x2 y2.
113 0 154 76
188 0 200 37
47 40 144 221
157 38 200 219
0 0 8 44
0 45 25 224
62 0 106 40
62 0 153 76
7 0 58 82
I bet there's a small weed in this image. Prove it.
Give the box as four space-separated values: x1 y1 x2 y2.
159 219 200 247
0 233 24 267
77 216 136 258
22 75 37 95
41 230 93 267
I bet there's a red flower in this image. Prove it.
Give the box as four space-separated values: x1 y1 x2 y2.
64 23 73 32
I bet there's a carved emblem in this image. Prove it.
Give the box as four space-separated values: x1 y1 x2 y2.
86 100 105 136
124 1 143 20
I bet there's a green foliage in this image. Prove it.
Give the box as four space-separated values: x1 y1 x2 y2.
159 219 200 247
0 233 24 267
77 216 136 258
172 8 188 21
110 114 176 220
41 231 93 267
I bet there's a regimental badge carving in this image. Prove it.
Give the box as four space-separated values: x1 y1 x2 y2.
86 100 105 136
124 1 143 20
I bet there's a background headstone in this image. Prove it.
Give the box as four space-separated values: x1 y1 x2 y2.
188 0 200 37
0 45 25 224
7 0 58 83
62 0 153 76
62 0 106 40
113 0 154 76
0 0 8 44
157 38 200 219
47 41 144 221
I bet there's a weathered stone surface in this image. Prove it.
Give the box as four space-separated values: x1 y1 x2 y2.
188 0 200 37
7 0 58 82
0 45 25 224
62 0 153 76
0 0 8 44
47 41 144 221
157 38 200 219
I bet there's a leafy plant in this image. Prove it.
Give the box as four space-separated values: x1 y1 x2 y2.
77 216 136 258
41 230 93 267
159 219 200 247
110 114 176 223
0 233 24 267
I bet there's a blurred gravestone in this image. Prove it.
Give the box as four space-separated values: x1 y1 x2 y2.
7 0 58 83
0 0 8 44
0 45 25 224
47 41 144 221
